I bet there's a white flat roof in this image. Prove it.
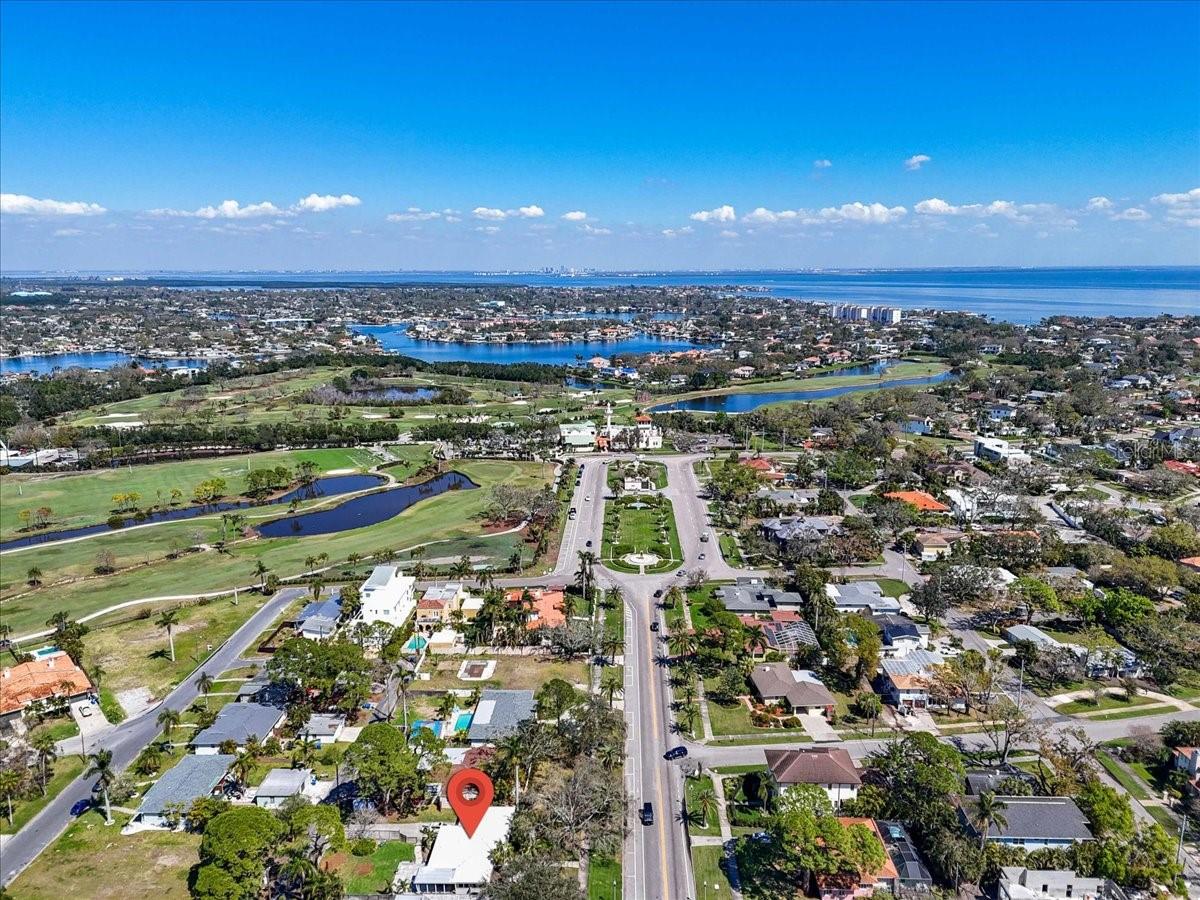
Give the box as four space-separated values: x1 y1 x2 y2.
417 806 516 886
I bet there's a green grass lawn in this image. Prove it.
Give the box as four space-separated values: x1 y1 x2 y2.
872 578 910 598
692 846 735 900
685 774 722 837
331 839 416 894
1 446 381 540
706 734 814 747
601 494 682 573
7 810 198 899
1054 692 1158 715
2 458 548 635
1095 750 1150 800
607 460 667 490
0 754 86 835
712 764 768 775
1085 704 1176 721
587 855 622 900
659 362 948 405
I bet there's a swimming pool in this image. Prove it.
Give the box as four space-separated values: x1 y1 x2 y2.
453 712 474 732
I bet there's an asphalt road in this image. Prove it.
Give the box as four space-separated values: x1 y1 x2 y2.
0 587 306 887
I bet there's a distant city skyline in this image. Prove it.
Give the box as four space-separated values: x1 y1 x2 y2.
1 1 1198 271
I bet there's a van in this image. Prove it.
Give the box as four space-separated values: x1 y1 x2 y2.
640 802 654 825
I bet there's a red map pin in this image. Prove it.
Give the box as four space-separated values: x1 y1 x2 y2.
446 768 494 838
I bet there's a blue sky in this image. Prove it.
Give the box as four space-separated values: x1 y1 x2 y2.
2 1 1198 271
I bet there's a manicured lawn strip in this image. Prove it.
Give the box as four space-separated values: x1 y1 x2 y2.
8 811 198 899
601 494 682 573
1039 626 1120 649
712 764 768 776
587 855 622 900
1096 751 1149 800
685 774 721 837
1144 805 1180 836
660 362 947 404
692 845 736 899
706 734 814 747
2 459 548 635
872 578 910 598
603 590 625 645
1054 693 1158 715
1085 704 1175 721
0 446 382 540
718 532 741 566
0 755 86 835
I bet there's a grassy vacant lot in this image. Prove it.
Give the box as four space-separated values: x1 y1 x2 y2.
587 855 622 900
685 773 721 837
9 811 198 899
417 654 590 693
1 458 548 635
1 446 380 540
601 494 682 573
692 845 735 900
83 590 277 699
0 755 86 836
328 840 416 894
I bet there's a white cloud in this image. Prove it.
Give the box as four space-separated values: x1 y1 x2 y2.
387 207 445 222
742 207 801 224
294 192 361 212
1086 196 1114 211
661 226 693 238
813 159 832 169
1110 207 1150 221
1 193 106 216
690 204 736 223
475 224 501 234
914 198 956 215
820 201 907 224
904 154 931 171
719 229 740 239
562 210 588 221
52 228 85 237
150 199 286 219
517 205 544 218
581 223 612 235
1152 187 1200 226
914 197 1072 226
473 207 507 220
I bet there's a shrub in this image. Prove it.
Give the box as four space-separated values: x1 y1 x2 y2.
350 837 376 856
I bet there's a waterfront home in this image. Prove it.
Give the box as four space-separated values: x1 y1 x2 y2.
0 651 93 722
360 565 417 629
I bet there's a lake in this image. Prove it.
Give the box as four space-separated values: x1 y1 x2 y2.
255 470 476 538
349 325 712 365
0 473 384 552
0 353 212 376
651 368 957 413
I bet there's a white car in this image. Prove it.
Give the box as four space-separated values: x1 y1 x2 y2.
80 706 93 717
584 495 592 502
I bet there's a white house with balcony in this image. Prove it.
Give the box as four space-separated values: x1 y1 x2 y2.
360 565 417 628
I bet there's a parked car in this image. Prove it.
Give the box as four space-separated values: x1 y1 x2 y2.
698 553 706 560
586 539 593 548
650 621 659 632
69 798 91 816
663 746 688 761
653 589 663 598
640 802 654 825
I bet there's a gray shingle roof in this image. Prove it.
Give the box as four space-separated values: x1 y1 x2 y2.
193 702 283 748
467 689 536 742
717 585 804 614
138 754 233 816
257 767 310 798
967 796 1092 842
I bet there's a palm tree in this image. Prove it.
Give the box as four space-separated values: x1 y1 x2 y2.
291 735 317 770
668 630 698 659
575 551 596 603
596 741 623 770
744 623 768 658
602 630 623 665
156 608 180 662
231 750 255 787
436 692 457 721
691 786 718 828
85 749 116 824
195 671 214 707
396 668 415 730
31 732 57 795
26 566 43 587
679 702 699 736
0 769 22 826
157 707 182 742
495 733 527 804
304 555 318 573
971 791 1009 848
601 669 624 708
253 560 269 590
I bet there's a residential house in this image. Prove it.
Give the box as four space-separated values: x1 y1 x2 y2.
960 796 1092 850
504 586 567 631
466 689 536 746
998 867 1126 900
134 754 234 828
741 456 786 482
913 532 952 562
825 582 901 615
255 768 312 809
1171 746 1199 797
759 619 821 655
404 806 516 897
749 664 836 716
760 515 841 548
879 649 946 708
301 713 346 747
814 818 899 900
295 597 341 641
765 748 862 808
558 421 598 450
192 702 285 755
416 583 467 629
883 490 950 514
0 651 93 722
717 581 805 615
878 821 934 893
360 565 417 628
874 614 927 659
974 437 1032 466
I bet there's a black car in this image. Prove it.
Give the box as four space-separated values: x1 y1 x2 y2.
585 539 593 548
69 798 91 816
640 802 654 825
653 589 663 598
663 746 688 761
650 621 659 632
